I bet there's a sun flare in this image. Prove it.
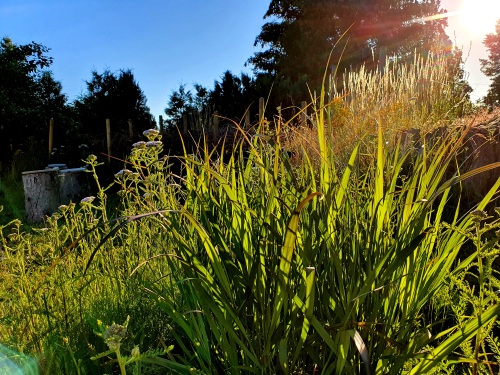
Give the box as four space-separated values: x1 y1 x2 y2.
460 0 500 35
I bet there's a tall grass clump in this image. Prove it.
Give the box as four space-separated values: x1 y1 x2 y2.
283 52 473 172
1 53 499 374
122 98 499 372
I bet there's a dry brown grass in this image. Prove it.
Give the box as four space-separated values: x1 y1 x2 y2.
455 106 500 127
278 53 476 171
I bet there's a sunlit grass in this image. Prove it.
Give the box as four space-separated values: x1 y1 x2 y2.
0 52 499 374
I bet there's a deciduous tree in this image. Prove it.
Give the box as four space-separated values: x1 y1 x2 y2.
0 37 67 167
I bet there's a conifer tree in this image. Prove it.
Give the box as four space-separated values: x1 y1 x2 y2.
481 19 500 106
249 0 450 88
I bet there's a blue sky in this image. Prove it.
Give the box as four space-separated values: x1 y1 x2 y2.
0 0 495 120
0 0 269 119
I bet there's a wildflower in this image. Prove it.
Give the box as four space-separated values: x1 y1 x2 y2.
86 154 97 163
114 169 133 177
143 128 159 137
132 141 146 149
80 196 95 204
143 128 160 140
471 209 488 223
101 316 130 352
131 346 140 358
58 204 68 212
471 210 488 219
146 141 162 148
103 322 127 351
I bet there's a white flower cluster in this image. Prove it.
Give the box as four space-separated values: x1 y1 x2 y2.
115 169 133 176
143 128 160 141
132 141 147 149
80 196 95 204
143 129 159 137
146 141 162 148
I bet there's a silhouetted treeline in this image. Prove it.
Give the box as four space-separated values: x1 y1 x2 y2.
1 0 480 174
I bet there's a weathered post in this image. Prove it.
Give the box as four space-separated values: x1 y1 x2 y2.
48 118 54 157
22 168 60 223
259 97 265 124
159 115 164 133
244 110 251 129
378 45 388 74
106 118 111 162
183 114 188 134
128 118 133 138
213 112 219 140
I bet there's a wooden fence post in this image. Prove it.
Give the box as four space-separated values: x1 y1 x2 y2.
378 45 387 74
259 97 265 124
183 114 188 134
159 115 164 133
213 112 219 139
106 118 111 162
128 119 133 138
244 110 251 129
48 118 54 157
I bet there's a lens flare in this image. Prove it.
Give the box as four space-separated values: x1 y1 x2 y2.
461 0 500 35
413 1 499 37
0 345 38 374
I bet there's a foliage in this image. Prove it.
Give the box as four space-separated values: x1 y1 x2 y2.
280 51 472 175
430 210 500 374
0 51 496 374
0 37 68 169
210 71 259 121
481 19 500 106
164 71 262 130
127 106 497 373
249 0 451 93
74 69 153 150
0 149 177 374
0 177 25 224
164 83 211 129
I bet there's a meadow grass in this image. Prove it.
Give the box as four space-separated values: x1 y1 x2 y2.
0 52 499 374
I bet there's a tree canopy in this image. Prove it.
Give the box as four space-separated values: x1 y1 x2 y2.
164 71 262 129
249 0 451 89
481 19 500 106
74 69 153 139
0 37 67 166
